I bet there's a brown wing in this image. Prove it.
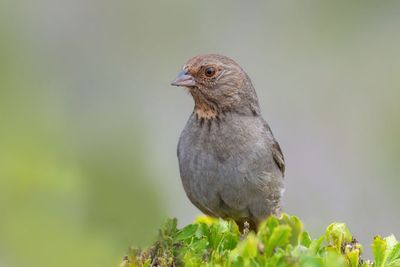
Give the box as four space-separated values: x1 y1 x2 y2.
272 140 285 175
263 121 285 175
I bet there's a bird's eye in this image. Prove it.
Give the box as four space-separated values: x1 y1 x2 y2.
204 67 216 77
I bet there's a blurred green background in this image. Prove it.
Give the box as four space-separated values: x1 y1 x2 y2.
1 1 400 266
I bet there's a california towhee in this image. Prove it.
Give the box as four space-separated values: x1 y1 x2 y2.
171 54 285 230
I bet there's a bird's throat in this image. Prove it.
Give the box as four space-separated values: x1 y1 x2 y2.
191 90 219 120
195 107 218 120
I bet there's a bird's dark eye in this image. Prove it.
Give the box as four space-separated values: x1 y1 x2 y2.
204 67 216 77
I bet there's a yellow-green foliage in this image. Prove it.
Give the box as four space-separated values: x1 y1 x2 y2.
121 214 400 267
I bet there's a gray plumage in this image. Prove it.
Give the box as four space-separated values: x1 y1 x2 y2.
171 54 285 230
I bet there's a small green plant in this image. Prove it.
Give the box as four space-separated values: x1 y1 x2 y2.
121 214 400 267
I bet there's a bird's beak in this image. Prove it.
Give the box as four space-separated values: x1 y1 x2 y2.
171 70 196 87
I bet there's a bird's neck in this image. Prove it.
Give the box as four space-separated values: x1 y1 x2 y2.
190 87 261 120
194 107 218 120
193 99 260 121
191 91 219 120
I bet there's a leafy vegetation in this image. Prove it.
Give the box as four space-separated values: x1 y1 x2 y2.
121 214 400 267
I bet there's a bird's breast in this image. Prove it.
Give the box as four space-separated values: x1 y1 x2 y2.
178 113 269 175
177 112 284 220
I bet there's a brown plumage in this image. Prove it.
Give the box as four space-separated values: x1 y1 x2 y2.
171 54 285 231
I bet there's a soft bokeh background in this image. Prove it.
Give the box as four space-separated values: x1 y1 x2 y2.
1 1 400 266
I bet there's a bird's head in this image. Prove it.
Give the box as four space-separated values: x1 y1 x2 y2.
171 54 260 120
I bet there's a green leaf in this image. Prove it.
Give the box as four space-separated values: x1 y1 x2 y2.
325 223 352 252
291 244 309 258
346 248 360 267
386 235 398 249
300 231 312 248
231 256 244 267
241 234 258 258
159 217 178 238
387 243 400 264
299 256 324 267
372 235 387 267
222 231 240 250
266 248 286 266
265 225 291 256
230 233 258 262
387 259 400 267
323 250 346 267
175 224 198 241
258 216 279 236
309 236 325 255
191 238 209 251
143 258 152 267
279 214 304 246
195 223 210 239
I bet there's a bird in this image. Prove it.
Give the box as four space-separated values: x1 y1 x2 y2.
171 54 285 231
